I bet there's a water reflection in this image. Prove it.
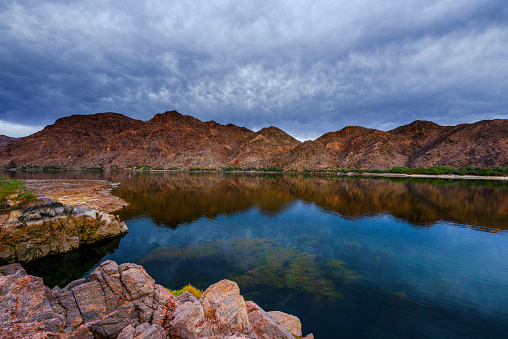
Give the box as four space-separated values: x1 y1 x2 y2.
106 172 508 232
23 236 122 288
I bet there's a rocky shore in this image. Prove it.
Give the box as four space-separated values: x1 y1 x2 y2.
0 197 128 264
23 179 129 213
0 260 314 339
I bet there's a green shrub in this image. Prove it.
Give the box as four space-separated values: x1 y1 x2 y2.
222 166 241 171
135 165 153 171
258 167 284 172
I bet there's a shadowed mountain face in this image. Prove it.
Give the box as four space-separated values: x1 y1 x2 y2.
1 111 507 169
0 135 18 148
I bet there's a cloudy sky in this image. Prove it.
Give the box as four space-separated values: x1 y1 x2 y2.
1 0 507 139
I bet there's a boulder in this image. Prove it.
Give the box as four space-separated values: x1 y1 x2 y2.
169 297 211 338
0 263 65 338
200 280 254 337
117 323 166 339
267 311 302 337
245 301 294 339
170 280 254 339
0 260 176 338
0 198 128 264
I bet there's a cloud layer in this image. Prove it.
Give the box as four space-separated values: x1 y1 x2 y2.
1 0 507 139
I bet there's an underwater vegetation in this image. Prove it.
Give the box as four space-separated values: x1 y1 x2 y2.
140 237 359 306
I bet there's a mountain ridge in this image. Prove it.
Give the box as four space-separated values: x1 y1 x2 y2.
1 111 507 169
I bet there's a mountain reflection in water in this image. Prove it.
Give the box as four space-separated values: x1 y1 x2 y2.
8 171 508 338
112 172 508 231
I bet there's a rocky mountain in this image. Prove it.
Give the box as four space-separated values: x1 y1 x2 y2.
0 111 255 169
1 111 507 169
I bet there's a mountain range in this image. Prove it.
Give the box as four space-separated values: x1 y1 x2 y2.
1 111 507 169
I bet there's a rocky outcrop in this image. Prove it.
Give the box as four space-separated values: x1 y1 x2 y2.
0 197 128 264
2 111 505 170
0 260 174 338
0 260 313 339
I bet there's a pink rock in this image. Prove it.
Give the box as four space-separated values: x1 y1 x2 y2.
200 280 254 337
245 301 294 339
0 263 65 338
267 311 302 337
170 299 211 339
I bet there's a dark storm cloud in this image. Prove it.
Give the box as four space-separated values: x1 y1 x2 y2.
1 0 507 139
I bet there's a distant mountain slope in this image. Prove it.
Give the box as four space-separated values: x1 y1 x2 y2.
0 135 18 148
401 119 508 168
1 111 507 169
280 141 335 170
315 126 409 169
229 126 301 168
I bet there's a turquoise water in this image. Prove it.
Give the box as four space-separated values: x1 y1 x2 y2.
10 171 508 338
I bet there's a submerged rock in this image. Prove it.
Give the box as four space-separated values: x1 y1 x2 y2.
0 197 128 264
0 260 314 338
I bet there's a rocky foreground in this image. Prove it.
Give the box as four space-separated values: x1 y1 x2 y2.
0 197 128 264
0 260 314 339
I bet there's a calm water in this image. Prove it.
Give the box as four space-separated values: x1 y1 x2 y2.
7 171 508 338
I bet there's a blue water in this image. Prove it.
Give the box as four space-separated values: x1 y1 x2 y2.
14 172 508 338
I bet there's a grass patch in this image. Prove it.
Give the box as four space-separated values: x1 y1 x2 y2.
168 283 203 298
0 177 37 208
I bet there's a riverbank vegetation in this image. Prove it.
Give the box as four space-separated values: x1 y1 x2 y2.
3 164 508 176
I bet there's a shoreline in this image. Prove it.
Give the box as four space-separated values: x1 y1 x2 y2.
338 172 508 181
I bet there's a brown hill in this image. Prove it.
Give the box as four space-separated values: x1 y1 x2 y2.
0 111 299 169
316 126 409 169
1 111 507 169
0 135 18 148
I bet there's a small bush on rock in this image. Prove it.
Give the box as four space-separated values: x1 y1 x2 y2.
168 283 203 298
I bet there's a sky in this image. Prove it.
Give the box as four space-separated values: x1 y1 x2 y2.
1 1 507 140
